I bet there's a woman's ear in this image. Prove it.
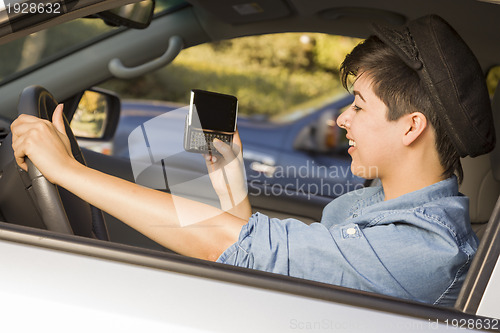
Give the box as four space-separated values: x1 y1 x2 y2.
402 112 428 146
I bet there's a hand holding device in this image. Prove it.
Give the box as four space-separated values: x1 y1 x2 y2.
204 131 250 217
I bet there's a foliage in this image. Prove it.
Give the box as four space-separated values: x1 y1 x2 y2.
101 33 362 116
487 65 500 96
314 35 363 73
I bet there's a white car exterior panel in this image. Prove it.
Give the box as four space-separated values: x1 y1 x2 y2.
0 234 486 332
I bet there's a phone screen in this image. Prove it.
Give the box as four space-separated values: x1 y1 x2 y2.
190 90 237 132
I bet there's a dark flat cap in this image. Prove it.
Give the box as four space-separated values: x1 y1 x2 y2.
372 15 495 158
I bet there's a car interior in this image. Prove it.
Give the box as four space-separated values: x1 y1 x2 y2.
0 0 499 325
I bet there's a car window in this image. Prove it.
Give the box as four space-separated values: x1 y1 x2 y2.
487 65 500 96
88 33 360 159
99 33 361 119
0 0 187 86
85 32 364 229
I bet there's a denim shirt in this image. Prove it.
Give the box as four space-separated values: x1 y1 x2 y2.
217 176 478 306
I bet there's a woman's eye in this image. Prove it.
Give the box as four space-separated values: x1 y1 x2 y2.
352 104 362 112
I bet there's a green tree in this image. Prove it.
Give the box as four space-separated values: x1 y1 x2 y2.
101 33 361 116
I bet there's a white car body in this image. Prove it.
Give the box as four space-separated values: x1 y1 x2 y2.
0 224 495 332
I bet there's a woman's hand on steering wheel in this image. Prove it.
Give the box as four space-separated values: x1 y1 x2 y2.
11 104 76 185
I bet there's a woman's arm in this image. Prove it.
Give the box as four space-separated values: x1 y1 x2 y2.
59 161 246 260
204 132 252 220
11 105 246 261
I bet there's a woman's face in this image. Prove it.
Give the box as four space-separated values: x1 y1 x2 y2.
336 74 407 180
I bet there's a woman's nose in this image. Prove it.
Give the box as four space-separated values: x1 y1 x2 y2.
337 109 351 129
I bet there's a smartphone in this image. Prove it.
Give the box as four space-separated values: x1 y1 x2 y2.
184 89 238 154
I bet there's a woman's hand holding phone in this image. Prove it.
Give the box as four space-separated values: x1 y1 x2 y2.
204 130 251 220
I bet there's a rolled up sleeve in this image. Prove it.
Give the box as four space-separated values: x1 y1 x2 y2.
216 212 296 275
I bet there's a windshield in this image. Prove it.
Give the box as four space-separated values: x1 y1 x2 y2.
0 0 186 86
0 19 115 84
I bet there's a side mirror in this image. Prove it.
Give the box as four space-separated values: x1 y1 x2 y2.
314 110 338 152
96 0 155 29
69 88 121 141
293 110 338 153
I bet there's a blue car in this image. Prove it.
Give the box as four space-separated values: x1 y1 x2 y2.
112 94 364 223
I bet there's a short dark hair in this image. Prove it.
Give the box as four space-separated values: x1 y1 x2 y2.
340 36 463 183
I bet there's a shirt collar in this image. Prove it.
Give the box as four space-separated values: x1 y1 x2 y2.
361 176 459 212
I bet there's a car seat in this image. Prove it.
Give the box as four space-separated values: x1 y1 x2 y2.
454 83 500 318
459 82 500 239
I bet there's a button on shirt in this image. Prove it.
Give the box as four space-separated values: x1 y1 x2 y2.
216 176 478 306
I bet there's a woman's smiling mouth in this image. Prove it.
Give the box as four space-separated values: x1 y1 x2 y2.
348 139 357 154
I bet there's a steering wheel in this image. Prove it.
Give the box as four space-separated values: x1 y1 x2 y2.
6 85 109 240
